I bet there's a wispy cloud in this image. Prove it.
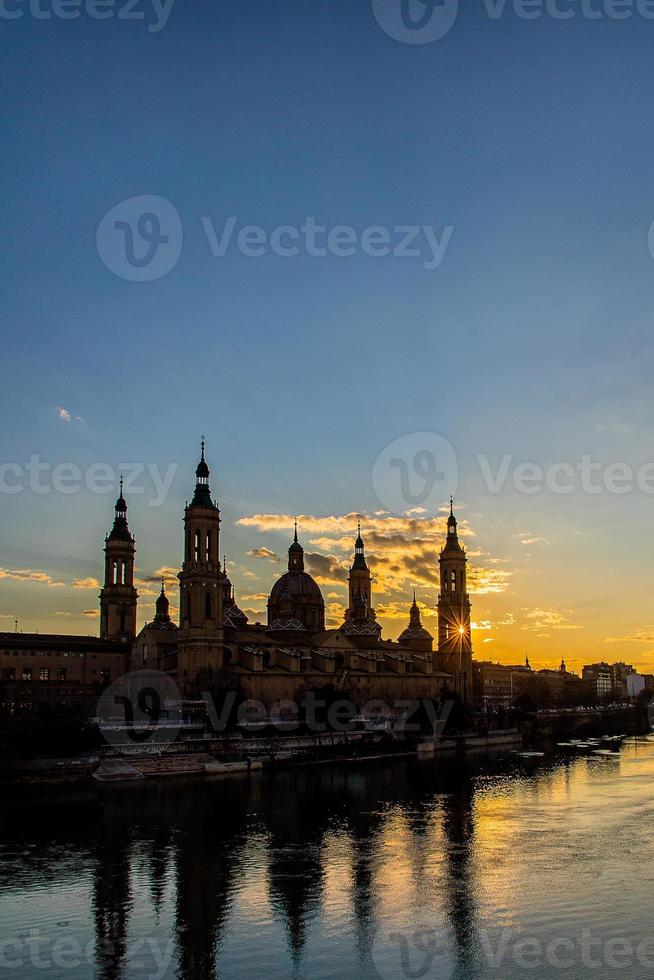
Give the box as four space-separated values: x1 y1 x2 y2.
71 577 100 589
246 547 279 563
0 567 65 588
55 405 85 424
521 608 583 632
604 627 654 644
239 511 509 606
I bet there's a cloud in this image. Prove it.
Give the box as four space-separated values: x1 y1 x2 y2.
71 577 100 590
376 600 423 622
0 567 65 588
471 614 516 631
304 552 348 586
326 601 345 627
135 566 179 596
55 608 100 619
520 537 550 546
604 627 654 644
246 547 279 563
241 593 269 602
521 608 584 632
242 608 265 620
238 511 510 607
55 406 84 424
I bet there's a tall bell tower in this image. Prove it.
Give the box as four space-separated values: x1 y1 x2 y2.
99 479 138 642
343 523 381 639
177 440 224 690
437 499 472 698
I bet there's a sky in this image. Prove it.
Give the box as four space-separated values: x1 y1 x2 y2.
2 0 654 672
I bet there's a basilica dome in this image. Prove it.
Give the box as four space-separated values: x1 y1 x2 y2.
267 527 325 633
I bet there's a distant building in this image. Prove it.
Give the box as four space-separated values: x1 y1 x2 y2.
0 632 129 719
582 662 636 700
626 673 654 698
472 660 514 708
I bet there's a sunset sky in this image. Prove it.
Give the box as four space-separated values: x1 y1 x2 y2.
2 4 654 673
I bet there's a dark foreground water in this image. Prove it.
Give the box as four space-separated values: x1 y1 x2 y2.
2 739 654 980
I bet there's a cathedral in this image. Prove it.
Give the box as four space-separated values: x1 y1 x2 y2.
0 442 475 720
113 443 475 709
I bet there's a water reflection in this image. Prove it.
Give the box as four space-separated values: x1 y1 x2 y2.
0 745 650 980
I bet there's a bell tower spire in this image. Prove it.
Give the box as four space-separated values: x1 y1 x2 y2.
437 498 472 699
177 438 224 690
99 479 138 642
343 520 381 639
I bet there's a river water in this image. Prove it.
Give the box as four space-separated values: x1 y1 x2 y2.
1 739 654 979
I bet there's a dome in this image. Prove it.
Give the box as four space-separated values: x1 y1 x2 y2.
155 586 170 619
269 570 323 602
268 528 326 631
398 624 433 642
196 458 210 479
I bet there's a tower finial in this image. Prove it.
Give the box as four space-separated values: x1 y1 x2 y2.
450 495 454 516
294 519 298 544
161 576 165 593
223 554 227 574
413 588 417 604
120 474 124 496
201 435 206 461
357 519 361 537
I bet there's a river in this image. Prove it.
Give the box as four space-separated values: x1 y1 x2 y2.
1 738 654 979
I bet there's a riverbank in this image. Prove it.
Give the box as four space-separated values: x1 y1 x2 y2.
0 728 525 785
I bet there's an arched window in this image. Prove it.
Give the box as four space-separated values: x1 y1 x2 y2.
206 530 212 561
194 529 201 561
112 560 118 585
205 592 212 619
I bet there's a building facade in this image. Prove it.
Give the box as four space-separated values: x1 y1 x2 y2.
1 443 479 720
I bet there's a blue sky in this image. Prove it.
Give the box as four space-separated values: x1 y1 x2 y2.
2 1 654 667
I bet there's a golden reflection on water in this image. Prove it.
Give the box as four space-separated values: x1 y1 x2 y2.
1 743 653 979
